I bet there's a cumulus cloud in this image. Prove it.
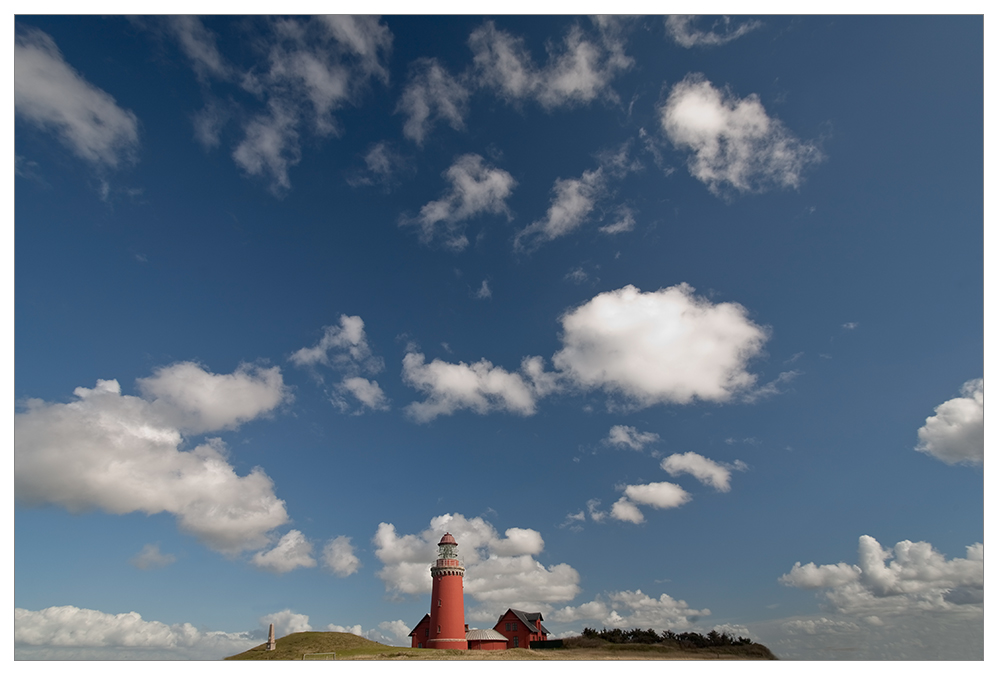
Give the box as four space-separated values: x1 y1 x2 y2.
915 378 983 465
323 536 361 577
137 361 290 434
14 605 257 660
251 530 317 574
553 284 768 408
15 364 291 554
552 590 710 630
611 482 691 524
398 58 470 145
661 73 821 196
406 154 516 251
780 535 984 617
291 315 388 413
373 514 580 619
660 451 735 491
15 28 139 169
402 351 557 422
129 544 177 570
604 425 660 451
665 16 763 48
469 20 631 110
261 609 312 637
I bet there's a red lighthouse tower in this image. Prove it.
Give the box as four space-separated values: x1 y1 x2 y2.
426 533 468 650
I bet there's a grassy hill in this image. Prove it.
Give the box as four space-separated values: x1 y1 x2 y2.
226 632 776 660
225 631 403 660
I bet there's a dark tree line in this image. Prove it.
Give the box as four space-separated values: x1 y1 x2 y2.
580 627 754 648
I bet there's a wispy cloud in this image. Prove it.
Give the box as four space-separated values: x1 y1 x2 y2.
15 28 139 170
398 58 470 145
405 154 516 251
665 16 763 49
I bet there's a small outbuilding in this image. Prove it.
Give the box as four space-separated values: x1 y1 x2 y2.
408 614 430 649
466 628 509 650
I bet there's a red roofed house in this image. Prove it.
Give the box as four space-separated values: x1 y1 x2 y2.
492 609 550 649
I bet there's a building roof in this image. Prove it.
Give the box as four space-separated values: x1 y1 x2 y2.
466 629 508 642
505 609 550 635
438 532 457 546
407 614 430 637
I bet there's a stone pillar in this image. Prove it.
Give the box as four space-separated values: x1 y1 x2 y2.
266 623 276 651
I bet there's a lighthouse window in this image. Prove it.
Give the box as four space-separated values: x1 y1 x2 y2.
437 625 441 634
437 599 441 607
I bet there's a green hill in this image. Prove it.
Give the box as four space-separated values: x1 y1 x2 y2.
226 631 405 660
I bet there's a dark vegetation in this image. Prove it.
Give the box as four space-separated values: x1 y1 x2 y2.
563 627 776 659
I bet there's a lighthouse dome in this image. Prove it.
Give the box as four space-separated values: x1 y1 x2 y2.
438 533 457 546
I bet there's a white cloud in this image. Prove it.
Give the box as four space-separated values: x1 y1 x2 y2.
323 536 361 577
915 378 983 465
407 154 516 251
165 16 233 82
665 16 763 48
610 497 645 524
402 351 557 422
251 530 317 574
347 140 411 189
337 377 389 412
661 73 821 196
553 590 710 630
661 452 734 491
291 315 389 414
172 16 392 193
515 169 604 251
378 620 412 642
586 498 607 523
291 314 383 372
14 605 256 660
780 535 984 617
129 544 177 570
552 284 768 408
261 609 312 637
326 623 363 636
604 425 660 451
15 28 139 169
599 205 636 234
232 101 300 194
398 58 470 145
373 514 580 619
137 361 290 434
624 482 691 510
475 279 492 299
469 20 631 110
610 482 691 524
15 365 291 554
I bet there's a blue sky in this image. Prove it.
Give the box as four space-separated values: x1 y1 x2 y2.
12 12 985 661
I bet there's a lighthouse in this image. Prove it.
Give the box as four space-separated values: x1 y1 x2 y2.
426 533 468 650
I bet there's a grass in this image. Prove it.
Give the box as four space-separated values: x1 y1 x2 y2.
226 632 776 660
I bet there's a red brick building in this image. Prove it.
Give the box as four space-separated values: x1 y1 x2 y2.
492 609 550 648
